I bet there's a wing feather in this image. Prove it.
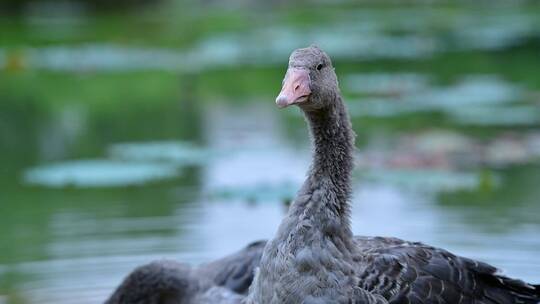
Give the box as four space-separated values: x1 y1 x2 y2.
354 236 540 304
196 240 266 294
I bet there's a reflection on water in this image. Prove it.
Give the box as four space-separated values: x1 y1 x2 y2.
202 104 308 199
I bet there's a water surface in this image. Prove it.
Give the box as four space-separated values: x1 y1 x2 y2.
1 2 540 303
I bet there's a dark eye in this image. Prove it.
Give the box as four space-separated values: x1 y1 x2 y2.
316 63 323 71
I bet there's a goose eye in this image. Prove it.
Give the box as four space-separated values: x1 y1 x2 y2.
316 64 323 71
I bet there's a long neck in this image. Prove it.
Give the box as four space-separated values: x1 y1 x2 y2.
291 95 355 235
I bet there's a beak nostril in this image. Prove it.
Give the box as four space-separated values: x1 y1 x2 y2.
277 68 311 108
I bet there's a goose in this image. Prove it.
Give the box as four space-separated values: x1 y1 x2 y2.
245 45 540 304
105 241 265 304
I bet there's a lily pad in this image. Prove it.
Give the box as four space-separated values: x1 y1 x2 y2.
24 44 184 72
209 182 298 204
108 141 212 166
344 73 430 96
347 75 534 126
360 169 494 192
23 160 180 188
448 105 540 126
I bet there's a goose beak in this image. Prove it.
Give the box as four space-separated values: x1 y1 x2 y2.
276 68 311 108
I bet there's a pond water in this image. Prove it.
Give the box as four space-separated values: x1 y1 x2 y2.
1 2 540 303
2 101 540 303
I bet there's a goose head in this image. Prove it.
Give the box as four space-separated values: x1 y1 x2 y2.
275 45 339 111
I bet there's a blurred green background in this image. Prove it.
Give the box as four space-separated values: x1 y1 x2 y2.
1 0 540 303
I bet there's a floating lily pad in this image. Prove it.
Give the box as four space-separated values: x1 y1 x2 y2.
344 73 430 96
453 15 536 51
24 45 184 72
416 76 521 108
402 130 474 155
347 75 534 126
23 160 180 188
209 181 299 204
360 169 494 192
108 141 212 166
448 105 540 126
2 7 539 73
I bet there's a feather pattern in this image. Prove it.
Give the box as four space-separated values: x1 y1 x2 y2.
354 236 540 304
106 240 266 304
246 46 539 304
108 46 539 304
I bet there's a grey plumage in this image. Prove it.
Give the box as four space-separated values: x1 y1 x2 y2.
107 46 539 304
354 236 540 304
246 46 540 304
198 240 266 294
105 240 265 304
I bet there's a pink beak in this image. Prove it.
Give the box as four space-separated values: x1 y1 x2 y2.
275 68 311 108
